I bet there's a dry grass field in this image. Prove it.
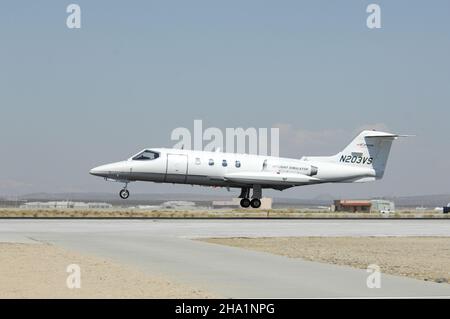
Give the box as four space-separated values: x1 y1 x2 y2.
202 237 450 283
0 208 447 218
0 243 214 298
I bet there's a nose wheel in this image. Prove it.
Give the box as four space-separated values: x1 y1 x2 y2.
119 188 130 199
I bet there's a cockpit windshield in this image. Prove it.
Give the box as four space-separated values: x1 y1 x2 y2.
132 150 160 161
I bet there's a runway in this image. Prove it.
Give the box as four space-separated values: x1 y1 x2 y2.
1 219 449 298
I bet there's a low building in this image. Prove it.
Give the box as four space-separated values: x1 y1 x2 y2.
371 199 395 213
332 200 371 212
160 201 196 209
332 199 395 213
85 202 113 209
20 201 112 209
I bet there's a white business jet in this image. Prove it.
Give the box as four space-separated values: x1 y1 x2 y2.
90 130 405 208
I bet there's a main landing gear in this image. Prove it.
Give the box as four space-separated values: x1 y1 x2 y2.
119 183 130 199
239 185 262 209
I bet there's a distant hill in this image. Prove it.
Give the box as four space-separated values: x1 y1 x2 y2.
386 194 450 208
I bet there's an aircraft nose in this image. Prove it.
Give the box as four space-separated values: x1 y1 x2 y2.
89 165 106 177
89 161 130 179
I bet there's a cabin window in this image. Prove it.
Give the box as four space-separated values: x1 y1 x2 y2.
195 158 201 165
132 150 159 161
235 160 241 168
208 159 214 166
222 159 228 167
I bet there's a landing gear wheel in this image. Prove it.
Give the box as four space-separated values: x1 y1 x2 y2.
250 198 261 209
240 198 251 208
119 189 130 199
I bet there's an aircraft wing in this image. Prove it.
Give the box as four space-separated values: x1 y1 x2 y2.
224 171 320 186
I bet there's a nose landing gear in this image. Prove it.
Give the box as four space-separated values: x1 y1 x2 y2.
119 188 129 199
119 183 130 199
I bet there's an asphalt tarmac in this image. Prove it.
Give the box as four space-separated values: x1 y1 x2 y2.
1 219 449 298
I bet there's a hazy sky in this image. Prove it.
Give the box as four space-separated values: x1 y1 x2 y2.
1 1 449 198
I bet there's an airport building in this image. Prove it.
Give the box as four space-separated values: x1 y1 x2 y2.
19 201 113 209
370 199 395 213
160 201 197 209
332 199 395 213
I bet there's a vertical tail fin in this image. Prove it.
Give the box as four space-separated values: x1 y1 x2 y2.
335 130 399 178
303 130 403 179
